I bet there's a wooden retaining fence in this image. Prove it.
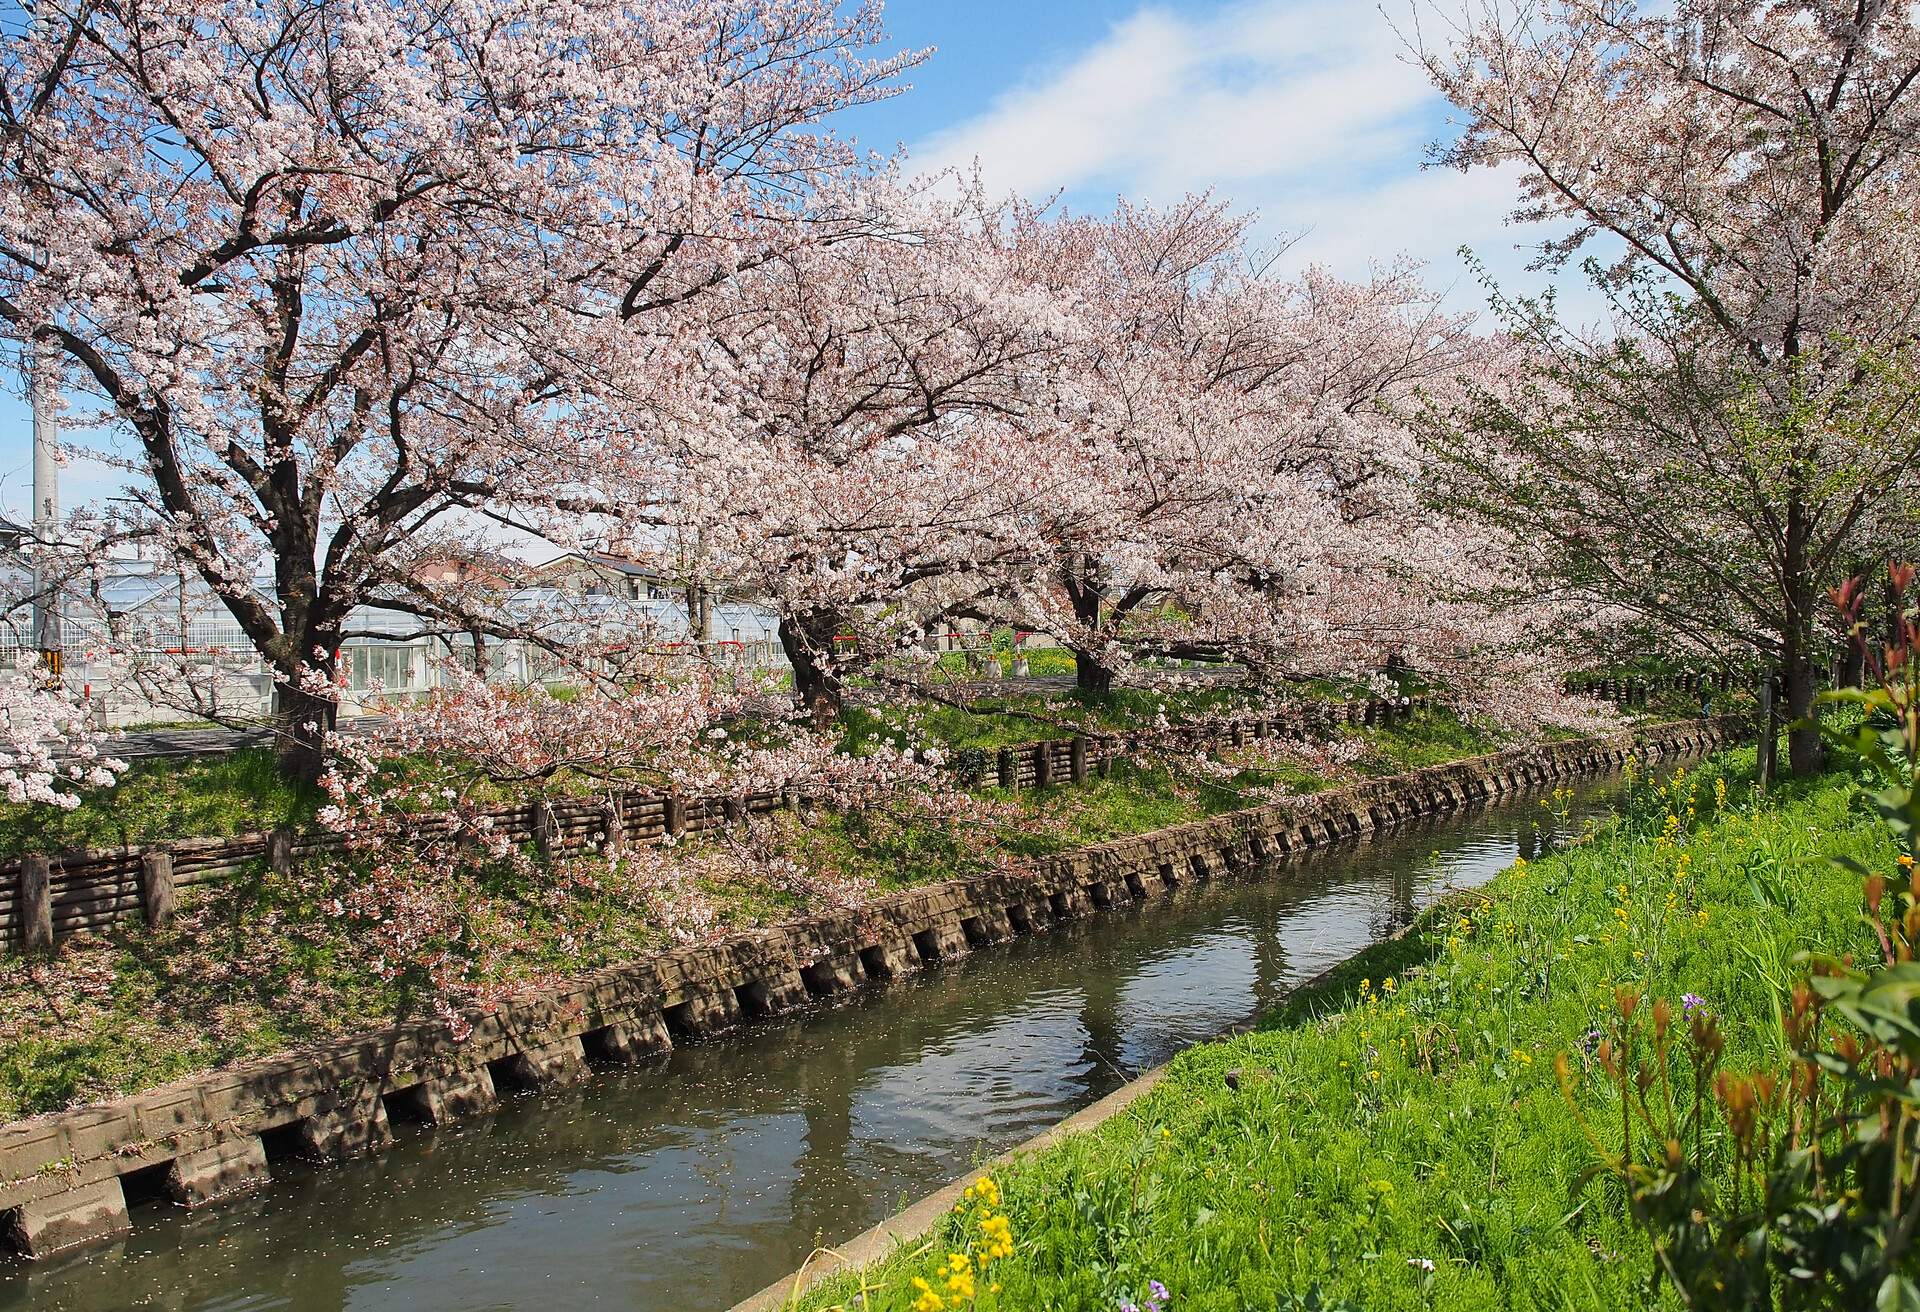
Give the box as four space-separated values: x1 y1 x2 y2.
1569 670 1739 708
2 696 1422 948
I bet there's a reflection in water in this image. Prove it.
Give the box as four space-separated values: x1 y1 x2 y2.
5 780 1625 1312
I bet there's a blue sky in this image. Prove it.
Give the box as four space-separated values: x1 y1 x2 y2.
0 0 1577 523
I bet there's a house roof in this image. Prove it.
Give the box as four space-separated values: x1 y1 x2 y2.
536 551 673 581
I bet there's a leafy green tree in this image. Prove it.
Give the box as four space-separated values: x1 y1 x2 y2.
1413 0 1920 775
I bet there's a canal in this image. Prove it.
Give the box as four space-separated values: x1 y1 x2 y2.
3 775 1635 1311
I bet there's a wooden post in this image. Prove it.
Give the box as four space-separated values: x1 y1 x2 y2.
996 748 1016 790
724 796 745 828
266 829 294 876
533 799 558 863
1070 736 1089 784
663 793 686 839
1034 742 1054 788
139 850 175 930
19 855 52 950
600 795 625 857
1757 674 1777 794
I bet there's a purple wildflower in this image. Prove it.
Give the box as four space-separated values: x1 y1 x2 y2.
1682 993 1706 1016
1150 1280 1171 1303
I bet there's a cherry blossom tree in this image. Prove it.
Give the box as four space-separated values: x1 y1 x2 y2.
1411 0 1920 774
589 186 1076 720
977 196 1510 703
0 0 921 780
600 180 1595 729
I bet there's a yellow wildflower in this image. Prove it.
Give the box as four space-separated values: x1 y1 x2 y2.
980 1212 1014 1260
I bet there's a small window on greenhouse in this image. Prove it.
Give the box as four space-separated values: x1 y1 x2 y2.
349 644 418 692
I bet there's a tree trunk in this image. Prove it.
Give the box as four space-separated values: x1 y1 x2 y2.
1841 633 1867 690
1073 647 1113 697
779 611 844 727
273 679 339 786
1782 638 1823 776
1758 671 1778 791
1066 559 1113 698
685 582 713 649
1781 510 1825 777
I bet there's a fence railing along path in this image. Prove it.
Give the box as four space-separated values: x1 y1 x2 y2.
2 695 1424 949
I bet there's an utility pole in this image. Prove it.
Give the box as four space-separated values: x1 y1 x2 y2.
28 339 62 680
25 1 63 683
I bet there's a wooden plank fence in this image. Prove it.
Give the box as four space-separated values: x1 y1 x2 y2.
1 696 1421 947
1568 670 1739 708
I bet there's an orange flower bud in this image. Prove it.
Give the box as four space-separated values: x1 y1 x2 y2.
1616 987 1640 1021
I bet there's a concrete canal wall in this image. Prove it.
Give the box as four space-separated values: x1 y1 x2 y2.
0 716 1736 1259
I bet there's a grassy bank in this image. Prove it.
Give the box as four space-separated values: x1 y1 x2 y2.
0 749 319 856
791 751 1891 1312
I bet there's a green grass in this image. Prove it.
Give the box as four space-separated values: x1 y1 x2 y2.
0 849 690 1120
0 865 401 1118
839 686 1268 754
0 749 319 857
4 690 1508 861
1346 707 1508 775
791 751 1893 1312
792 756 1335 890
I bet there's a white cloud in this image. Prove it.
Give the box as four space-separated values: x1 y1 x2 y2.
916 9 1202 200
914 0 1609 323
